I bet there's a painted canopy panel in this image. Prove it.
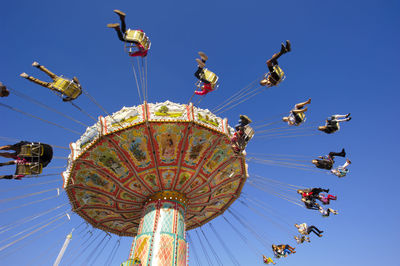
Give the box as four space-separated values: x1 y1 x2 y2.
63 101 248 236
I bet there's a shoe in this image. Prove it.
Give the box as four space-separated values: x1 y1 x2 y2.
240 114 252 124
347 117 352 121
346 113 351 117
20 72 28 78
198 51 208 62
107 23 120 29
114 9 126 17
260 79 268 86
280 43 287 54
346 159 352 164
72 77 80 84
306 98 311 104
195 58 205 68
285 40 291 52
32 61 40 67
319 234 323 237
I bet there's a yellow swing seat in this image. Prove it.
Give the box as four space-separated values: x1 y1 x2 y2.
200 68 219 89
297 112 306 122
125 29 151 51
16 162 43 175
264 65 285 86
18 143 43 157
52 77 82 99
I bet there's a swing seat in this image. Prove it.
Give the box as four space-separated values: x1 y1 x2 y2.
243 125 255 142
125 29 151 51
18 143 43 157
297 112 306 121
52 77 82 99
16 162 43 175
200 68 219 89
264 65 285 86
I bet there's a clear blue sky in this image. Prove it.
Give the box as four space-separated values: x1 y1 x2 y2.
0 0 399 265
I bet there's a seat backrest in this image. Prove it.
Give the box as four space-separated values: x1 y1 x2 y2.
244 125 255 140
202 69 219 86
52 77 81 99
62 83 82 99
16 162 43 175
125 29 151 50
273 65 285 80
19 143 43 157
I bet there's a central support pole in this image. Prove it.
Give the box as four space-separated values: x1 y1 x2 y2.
123 191 188 266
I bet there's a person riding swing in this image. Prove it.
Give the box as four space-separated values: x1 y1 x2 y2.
20 62 82 102
107 10 151 57
193 51 218 96
260 40 291 87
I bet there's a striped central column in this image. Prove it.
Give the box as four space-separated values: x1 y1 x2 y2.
123 191 188 266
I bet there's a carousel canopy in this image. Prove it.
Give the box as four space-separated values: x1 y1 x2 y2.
63 101 248 236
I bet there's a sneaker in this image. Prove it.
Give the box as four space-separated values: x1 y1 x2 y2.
20 72 28 78
346 159 352 164
195 58 205 68
347 117 352 121
285 40 291 52
346 113 351 117
198 51 208 62
32 61 40 67
114 9 126 17
107 23 120 29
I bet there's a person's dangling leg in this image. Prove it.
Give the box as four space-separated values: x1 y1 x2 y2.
332 114 347 119
292 107 307 114
107 23 125 42
287 245 296 253
337 117 351 122
307 226 323 236
31 62 57 80
267 41 290 67
0 175 14 179
20 73 51 88
294 98 311 111
342 159 351 169
0 145 14 151
114 10 126 33
194 66 204 80
329 149 346 158
0 160 17 167
0 152 17 159
326 194 337 201
332 114 351 122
